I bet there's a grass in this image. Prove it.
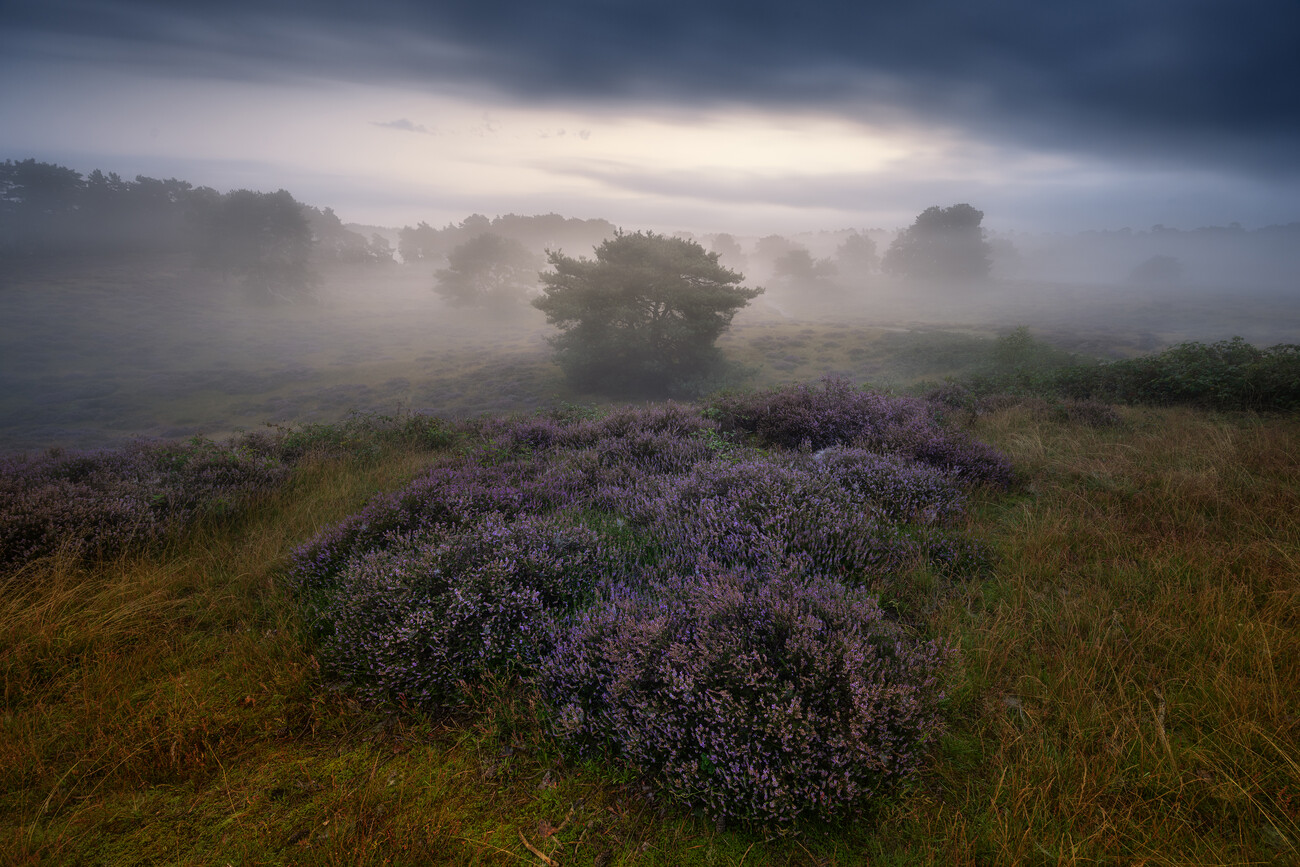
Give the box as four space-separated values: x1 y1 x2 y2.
3 400 1297 865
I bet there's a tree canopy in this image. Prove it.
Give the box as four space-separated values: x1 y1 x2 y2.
533 231 762 395
773 247 836 287
834 232 880 276
882 203 992 283
434 232 540 310
194 189 316 301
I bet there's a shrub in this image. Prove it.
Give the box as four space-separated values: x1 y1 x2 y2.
312 514 612 707
958 336 1300 413
541 566 953 827
806 447 966 525
709 377 1013 487
290 458 589 589
0 437 288 571
1052 338 1300 411
285 394 1010 825
610 458 928 579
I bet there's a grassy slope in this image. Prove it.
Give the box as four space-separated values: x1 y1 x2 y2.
3 404 1297 865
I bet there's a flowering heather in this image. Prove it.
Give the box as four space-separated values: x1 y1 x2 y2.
540 566 953 827
0 437 288 571
709 376 1013 487
285 388 1013 826
290 456 603 588
602 458 923 579
311 514 612 706
468 401 716 470
804 447 965 525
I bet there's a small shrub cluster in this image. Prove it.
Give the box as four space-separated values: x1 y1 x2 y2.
808 447 966 524
290 458 578 590
955 331 1300 413
708 376 1014 486
542 567 952 826
0 411 457 573
602 456 966 580
315 515 612 707
289 384 1012 827
1050 337 1300 411
0 437 289 571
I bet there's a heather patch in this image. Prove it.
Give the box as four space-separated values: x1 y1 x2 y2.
290 458 571 589
311 514 612 707
287 387 1011 827
806 447 965 525
709 376 1013 487
0 411 457 574
608 458 928 579
540 566 953 827
0 437 289 571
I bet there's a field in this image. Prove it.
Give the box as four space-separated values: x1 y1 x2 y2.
4 253 1299 452
2 256 1298 864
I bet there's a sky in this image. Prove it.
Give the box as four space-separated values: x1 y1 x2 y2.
3 0 1299 236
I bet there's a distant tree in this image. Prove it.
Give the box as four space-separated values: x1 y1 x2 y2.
434 232 540 310
367 233 395 262
882 203 992 283
490 213 617 253
80 169 130 227
0 159 85 254
398 221 440 263
708 232 747 270
306 206 393 263
773 247 836 286
458 213 492 236
834 232 879 275
195 189 316 300
0 159 83 219
533 231 762 395
753 234 801 272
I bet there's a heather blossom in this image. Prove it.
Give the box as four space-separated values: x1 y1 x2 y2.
283 383 1013 826
540 565 953 826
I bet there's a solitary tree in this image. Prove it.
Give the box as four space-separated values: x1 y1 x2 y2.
882 203 991 283
434 232 540 310
533 231 762 395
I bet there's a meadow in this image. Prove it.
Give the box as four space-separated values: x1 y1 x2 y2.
5 252 1299 453
2 255 1298 864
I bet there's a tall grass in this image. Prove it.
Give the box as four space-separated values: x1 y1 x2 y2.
881 406 1300 864
3 404 1297 864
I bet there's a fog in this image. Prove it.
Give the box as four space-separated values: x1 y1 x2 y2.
2 170 1297 453
4 4 1297 455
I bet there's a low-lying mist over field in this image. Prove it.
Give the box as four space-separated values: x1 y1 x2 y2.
3 1 1299 452
1 171 1297 453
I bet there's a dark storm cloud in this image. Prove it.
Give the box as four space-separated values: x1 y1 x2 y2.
7 0 1300 178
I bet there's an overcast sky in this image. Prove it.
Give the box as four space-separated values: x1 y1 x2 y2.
3 0 1299 235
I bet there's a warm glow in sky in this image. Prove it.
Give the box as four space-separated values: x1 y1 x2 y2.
4 0 1299 234
2 67 940 231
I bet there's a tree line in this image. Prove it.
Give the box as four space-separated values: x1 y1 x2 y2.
0 158 392 299
3 157 1003 395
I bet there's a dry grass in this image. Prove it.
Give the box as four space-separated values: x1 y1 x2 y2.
2 405 1297 865
873 407 1300 865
